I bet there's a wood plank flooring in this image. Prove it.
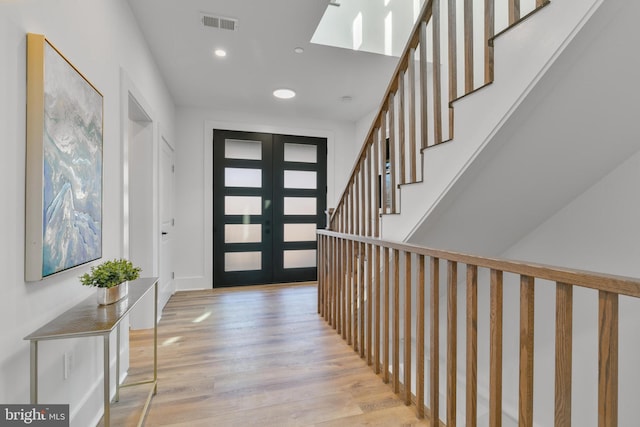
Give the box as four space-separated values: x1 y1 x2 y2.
106 283 429 426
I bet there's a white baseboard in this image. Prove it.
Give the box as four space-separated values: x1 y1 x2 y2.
175 275 209 291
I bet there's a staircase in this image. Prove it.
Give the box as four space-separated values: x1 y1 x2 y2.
398 0 640 256
319 0 640 425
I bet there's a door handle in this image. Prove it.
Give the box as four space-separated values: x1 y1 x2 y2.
162 231 168 236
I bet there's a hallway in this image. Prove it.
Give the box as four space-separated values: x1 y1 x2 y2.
108 283 429 426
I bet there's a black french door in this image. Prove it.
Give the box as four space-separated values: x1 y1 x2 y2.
213 130 327 287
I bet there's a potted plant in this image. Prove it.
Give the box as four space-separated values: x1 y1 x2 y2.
80 259 141 305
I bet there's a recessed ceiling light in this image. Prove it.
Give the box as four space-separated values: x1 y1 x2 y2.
273 89 296 99
214 49 227 57
294 47 304 54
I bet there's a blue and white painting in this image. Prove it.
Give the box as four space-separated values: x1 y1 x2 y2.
41 42 102 277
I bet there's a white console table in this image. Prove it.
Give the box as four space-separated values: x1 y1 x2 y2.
24 277 159 426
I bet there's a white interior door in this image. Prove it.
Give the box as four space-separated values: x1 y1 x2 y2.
160 137 175 306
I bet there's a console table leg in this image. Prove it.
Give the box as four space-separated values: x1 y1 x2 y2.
115 325 120 402
103 334 110 426
30 340 38 404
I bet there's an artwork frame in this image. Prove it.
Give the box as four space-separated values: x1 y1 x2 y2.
25 34 103 281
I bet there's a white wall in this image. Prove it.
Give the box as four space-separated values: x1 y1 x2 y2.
0 1 175 425
496 147 640 427
354 107 378 148
174 106 359 290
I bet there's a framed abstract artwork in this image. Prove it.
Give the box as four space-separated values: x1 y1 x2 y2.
25 34 103 281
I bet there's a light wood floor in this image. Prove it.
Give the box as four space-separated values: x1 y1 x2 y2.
106 283 429 427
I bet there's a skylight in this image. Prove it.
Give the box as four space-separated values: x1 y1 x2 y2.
311 0 425 57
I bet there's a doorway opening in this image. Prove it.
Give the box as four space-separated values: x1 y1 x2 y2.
126 94 156 329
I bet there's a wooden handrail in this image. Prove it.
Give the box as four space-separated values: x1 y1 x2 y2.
317 231 639 426
318 230 640 298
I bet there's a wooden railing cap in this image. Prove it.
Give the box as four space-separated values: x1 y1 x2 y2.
317 230 640 298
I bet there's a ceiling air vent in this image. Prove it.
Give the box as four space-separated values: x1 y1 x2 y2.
201 13 238 31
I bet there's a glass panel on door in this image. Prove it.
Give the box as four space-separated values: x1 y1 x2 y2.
284 143 317 163
283 197 316 215
283 249 317 269
225 139 262 160
283 223 317 242
225 252 262 272
225 168 262 188
284 170 317 189
224 196 262 215
225 224 262 243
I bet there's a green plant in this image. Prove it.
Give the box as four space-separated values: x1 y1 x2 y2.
79 259 141 288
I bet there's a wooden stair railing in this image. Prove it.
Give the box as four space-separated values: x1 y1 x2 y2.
329 0 550 237
317 230 639 427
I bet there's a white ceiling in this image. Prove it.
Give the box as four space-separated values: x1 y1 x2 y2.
126 0 401 122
